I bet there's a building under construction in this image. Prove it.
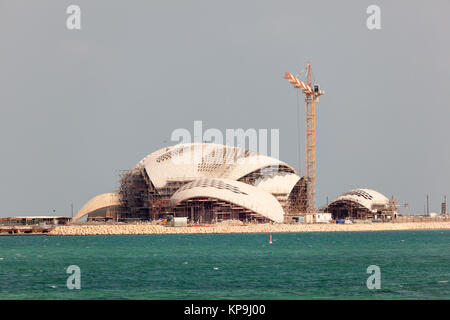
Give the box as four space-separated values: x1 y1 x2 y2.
72 63 398 224
73 143 309 223
326 189 398 220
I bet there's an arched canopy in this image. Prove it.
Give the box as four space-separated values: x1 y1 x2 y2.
73 193 120 222
170 178 285 223
329 188 389 212
136 143 297 190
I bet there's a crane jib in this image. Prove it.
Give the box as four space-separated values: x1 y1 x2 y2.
284 72 312 94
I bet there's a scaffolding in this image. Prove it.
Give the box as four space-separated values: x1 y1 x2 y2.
173 197 270 224
118 166 197 221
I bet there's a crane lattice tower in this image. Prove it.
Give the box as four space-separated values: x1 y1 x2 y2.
284 62 324 213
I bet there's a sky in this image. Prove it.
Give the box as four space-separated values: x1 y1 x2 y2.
0 0 449 217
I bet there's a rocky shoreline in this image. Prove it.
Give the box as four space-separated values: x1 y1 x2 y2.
48 221 450 236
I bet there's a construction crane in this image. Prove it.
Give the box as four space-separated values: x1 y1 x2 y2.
284 62 325 213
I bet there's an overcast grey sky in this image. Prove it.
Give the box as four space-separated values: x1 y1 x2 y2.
1 0 449 217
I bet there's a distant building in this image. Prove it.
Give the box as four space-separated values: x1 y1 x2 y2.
0 216 71 226
326 189 398 220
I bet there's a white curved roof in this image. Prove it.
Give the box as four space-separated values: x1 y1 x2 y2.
329 189 389 212
73 193 120 222
137 143 296 190
254 172 301 195
169 178 285 223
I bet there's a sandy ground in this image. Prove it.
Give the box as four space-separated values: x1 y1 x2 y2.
48 221 450 236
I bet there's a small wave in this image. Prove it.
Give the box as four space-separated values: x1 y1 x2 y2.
438 280 448 283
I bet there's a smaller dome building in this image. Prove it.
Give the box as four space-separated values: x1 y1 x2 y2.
73 193 120 222
326 188 397 220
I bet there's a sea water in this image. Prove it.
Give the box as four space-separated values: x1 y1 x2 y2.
0 230 449 299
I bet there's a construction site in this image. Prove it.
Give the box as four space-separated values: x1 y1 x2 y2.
75 144 311 224
72 63 403 225
114 155 310 223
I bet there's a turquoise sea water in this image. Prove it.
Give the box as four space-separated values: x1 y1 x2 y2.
0 230 449 299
